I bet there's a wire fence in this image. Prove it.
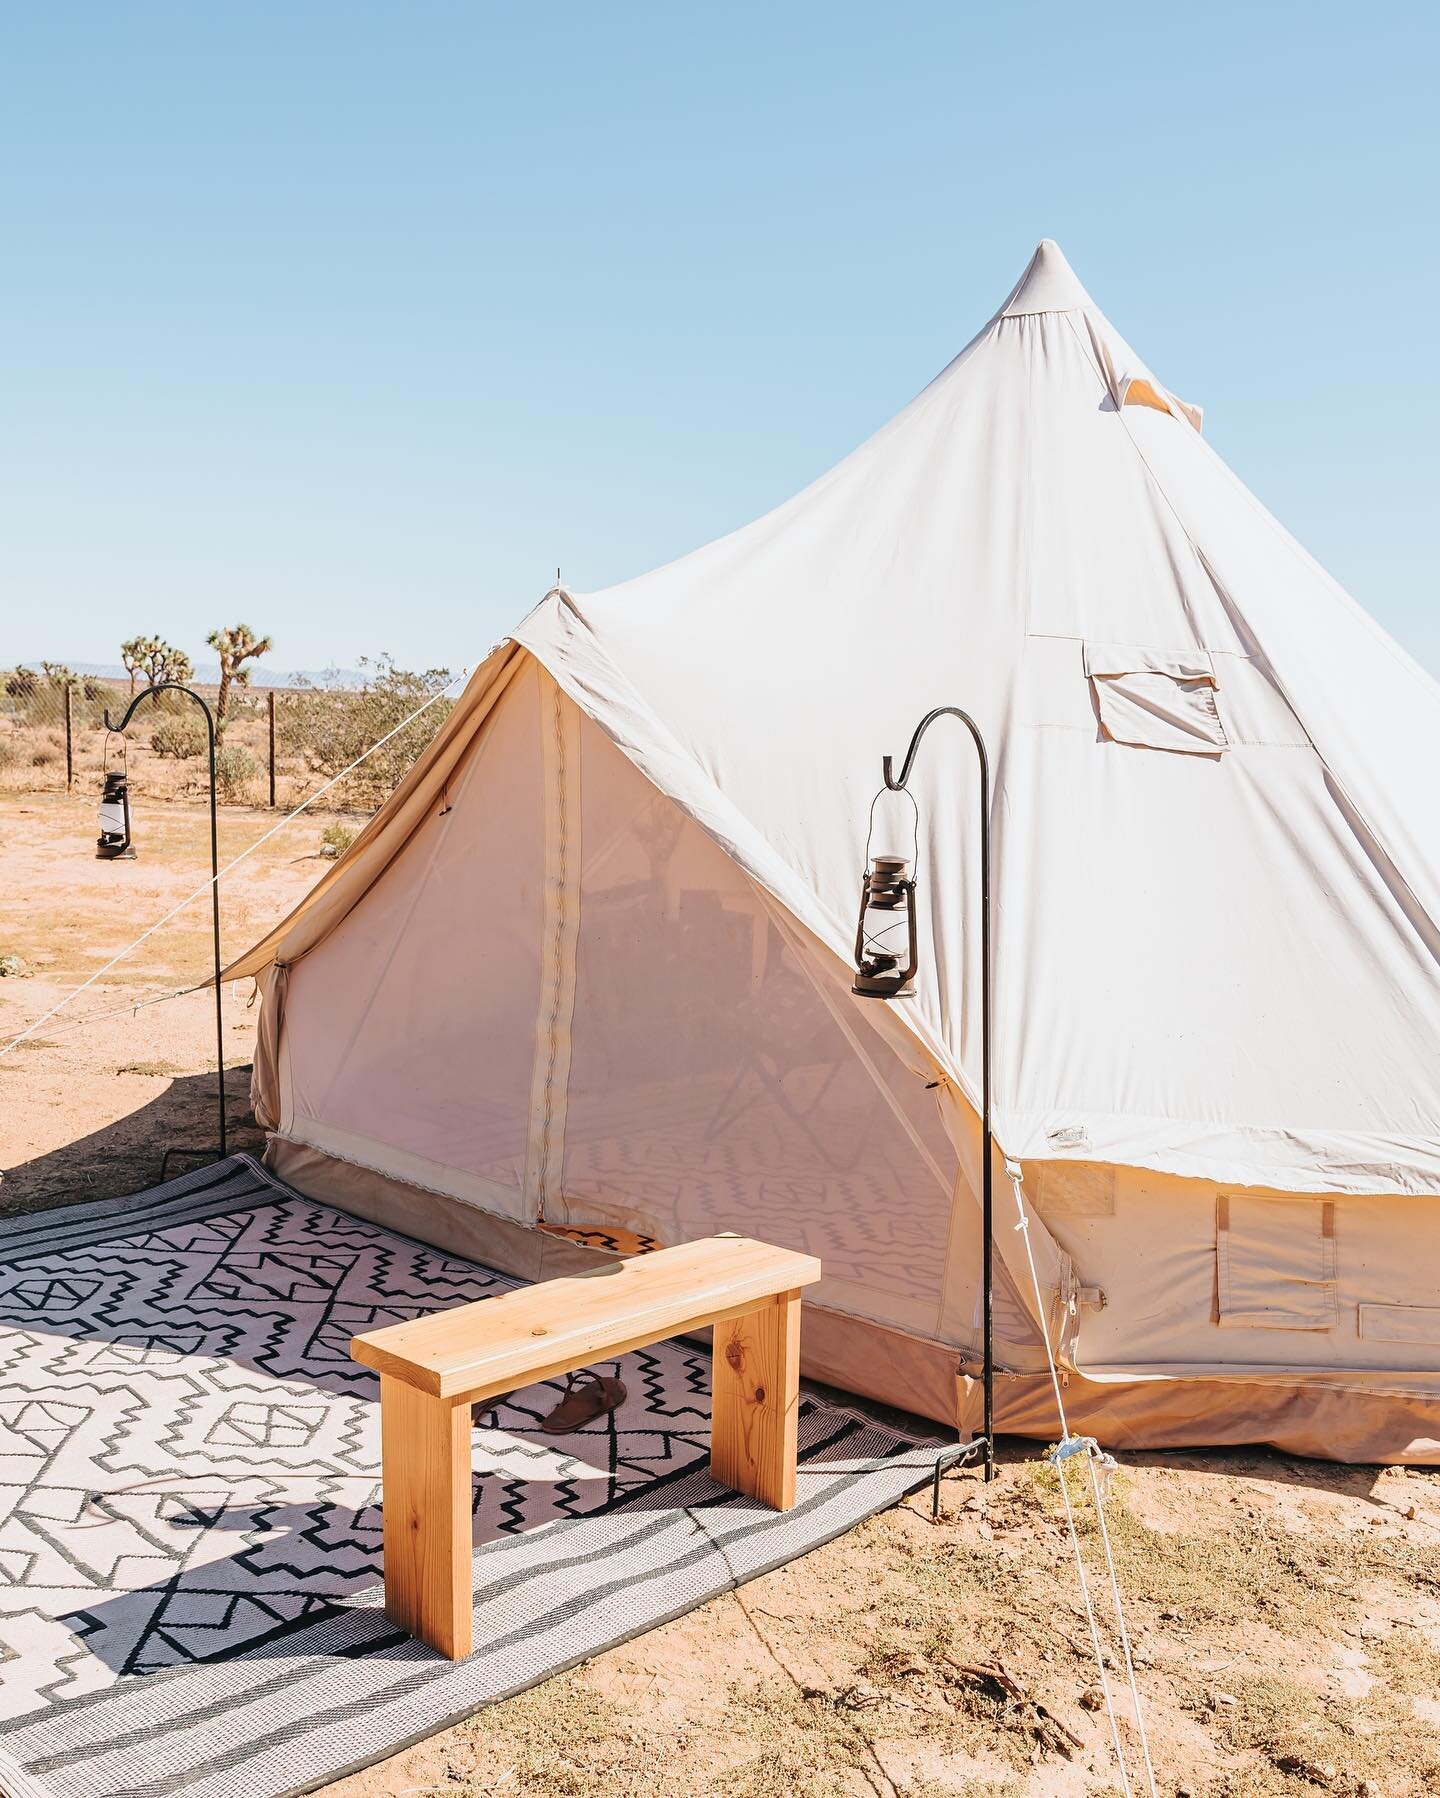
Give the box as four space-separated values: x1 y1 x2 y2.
0 665 458 813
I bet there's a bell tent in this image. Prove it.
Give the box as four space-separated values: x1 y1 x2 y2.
230 241 1440 1463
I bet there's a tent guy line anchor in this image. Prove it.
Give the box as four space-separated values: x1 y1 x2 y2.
1008 1157 1157 1798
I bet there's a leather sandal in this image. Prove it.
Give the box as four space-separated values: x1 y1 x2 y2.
538 1368 627 1434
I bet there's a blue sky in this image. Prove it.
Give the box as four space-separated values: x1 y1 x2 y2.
3 3 1437 675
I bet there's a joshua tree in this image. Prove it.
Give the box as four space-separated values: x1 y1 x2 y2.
120 636 149 694
40 662 77 688
120 636 193 690
207 623 273 730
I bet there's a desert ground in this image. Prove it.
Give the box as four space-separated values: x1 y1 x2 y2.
2 792 1438 1798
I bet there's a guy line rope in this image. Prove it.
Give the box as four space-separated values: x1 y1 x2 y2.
0 668 471 1062
1006 1155 1157 1798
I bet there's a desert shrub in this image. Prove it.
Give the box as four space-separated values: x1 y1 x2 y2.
30 748 55 768
280 656 453 805
0 739 17 772
73 680 119 724
4 667 38 701
215 743 258 800
151 718 206 759
319 821 357 858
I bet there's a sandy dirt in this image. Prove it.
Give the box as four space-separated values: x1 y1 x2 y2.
0 791 349 1208
3 791 1437 1798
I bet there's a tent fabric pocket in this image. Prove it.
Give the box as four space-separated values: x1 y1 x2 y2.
1357 1303 1440 1345
1216 1193 1338 1331
1084 640 1228 756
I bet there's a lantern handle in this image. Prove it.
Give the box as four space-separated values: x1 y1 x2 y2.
101 729 128 778
861 780 919 877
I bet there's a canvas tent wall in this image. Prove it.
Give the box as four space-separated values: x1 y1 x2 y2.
231 242 1440 1462
244 652 1066 1423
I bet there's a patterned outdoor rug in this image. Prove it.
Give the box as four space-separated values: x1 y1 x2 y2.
0 1154 940 1798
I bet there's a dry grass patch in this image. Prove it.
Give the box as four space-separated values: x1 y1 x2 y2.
717 1678 899 1795
1206 1669 1440 1795
1370 1624 1440 1697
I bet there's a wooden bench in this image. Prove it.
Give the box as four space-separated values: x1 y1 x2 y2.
350 1234 822 1658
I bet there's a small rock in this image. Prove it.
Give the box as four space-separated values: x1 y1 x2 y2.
1079 1686 1105 1711
0 954 31 978
1209 1689 1238 1709
1275 1755 1339 1784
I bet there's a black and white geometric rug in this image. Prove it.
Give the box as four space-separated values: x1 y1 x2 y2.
0 1155 939 1798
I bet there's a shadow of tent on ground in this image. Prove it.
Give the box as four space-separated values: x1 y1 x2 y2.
0 1065 263 1219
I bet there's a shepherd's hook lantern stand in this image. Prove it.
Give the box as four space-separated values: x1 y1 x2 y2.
100 683 227 1176
852 706 995 1492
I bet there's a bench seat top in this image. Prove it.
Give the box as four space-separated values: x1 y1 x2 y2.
350 1234 822 1401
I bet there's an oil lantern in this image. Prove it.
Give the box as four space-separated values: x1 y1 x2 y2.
851 853 918 997
96 766 135 860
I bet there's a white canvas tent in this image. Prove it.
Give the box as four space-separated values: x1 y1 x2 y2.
231 241 1440 1462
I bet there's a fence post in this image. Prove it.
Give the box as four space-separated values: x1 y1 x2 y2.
268 689 277 808
64 683 73 791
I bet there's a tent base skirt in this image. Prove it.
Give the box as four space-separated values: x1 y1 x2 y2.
265 1136 969 1427
265 1139 1438 1464
959 1365 1440 1465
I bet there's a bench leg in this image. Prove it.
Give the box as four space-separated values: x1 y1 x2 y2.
378 1375 473 1658
710 1289 802 1511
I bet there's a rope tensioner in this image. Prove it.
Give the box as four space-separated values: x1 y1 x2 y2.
1048 1433 1119 1500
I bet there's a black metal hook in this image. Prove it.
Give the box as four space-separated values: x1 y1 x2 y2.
882 704 991 794
878 703 995 1484
101 682 227 1165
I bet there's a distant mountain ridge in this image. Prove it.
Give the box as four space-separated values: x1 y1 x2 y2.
14 660 365 690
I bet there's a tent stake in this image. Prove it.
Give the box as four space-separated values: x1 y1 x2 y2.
881 708 995 1483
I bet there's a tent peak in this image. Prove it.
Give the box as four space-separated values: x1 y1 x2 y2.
1000 239 1095 318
